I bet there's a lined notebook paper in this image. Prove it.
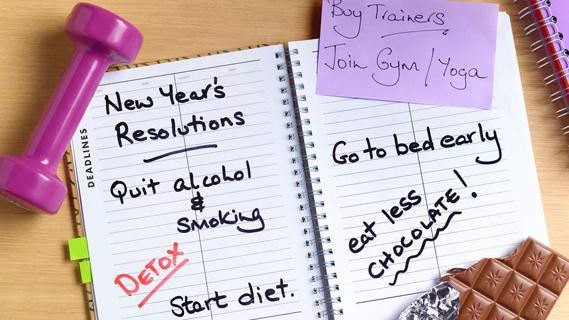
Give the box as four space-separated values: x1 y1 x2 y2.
289 13 548 318
71 45 325 320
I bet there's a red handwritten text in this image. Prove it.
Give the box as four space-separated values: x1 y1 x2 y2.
114 242 188 308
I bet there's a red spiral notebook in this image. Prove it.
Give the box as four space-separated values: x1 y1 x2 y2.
518 0 569 127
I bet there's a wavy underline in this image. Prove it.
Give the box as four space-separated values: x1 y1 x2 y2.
142 144 218 163
389 210 463 286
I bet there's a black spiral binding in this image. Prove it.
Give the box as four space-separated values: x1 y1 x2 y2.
276 48 343 319
516 0 569 128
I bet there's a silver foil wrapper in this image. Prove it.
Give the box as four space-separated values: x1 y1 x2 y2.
398 282 460 320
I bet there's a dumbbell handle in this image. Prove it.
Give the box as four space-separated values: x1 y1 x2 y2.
0 3 141 213
24 45 111 171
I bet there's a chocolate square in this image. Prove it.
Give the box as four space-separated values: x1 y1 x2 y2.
497 272 537 314
474 260 513 300
539 255 569 295
517 241 554 281
458 291 493 320
487 305 518 320
521 286 557 320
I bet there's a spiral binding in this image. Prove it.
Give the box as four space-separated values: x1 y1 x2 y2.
516 0 569 131
276 48 343 318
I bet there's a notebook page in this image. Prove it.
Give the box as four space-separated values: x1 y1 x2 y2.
70 45 324 320
289 13 548 318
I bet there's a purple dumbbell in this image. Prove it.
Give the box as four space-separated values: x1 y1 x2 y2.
0 3 142 213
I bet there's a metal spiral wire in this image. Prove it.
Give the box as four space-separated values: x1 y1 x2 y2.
516 0 569 133
277 48 343 318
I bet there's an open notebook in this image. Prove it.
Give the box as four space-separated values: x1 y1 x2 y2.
70 13 548 320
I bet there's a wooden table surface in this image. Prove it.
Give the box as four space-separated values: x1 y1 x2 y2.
1 0 568 319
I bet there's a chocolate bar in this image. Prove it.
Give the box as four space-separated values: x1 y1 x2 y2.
445 238 569 320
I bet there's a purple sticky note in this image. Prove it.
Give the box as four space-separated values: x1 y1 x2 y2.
317 0 499 108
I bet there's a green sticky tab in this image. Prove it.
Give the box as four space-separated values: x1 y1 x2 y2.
79 260 92 284
68 237 89 261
